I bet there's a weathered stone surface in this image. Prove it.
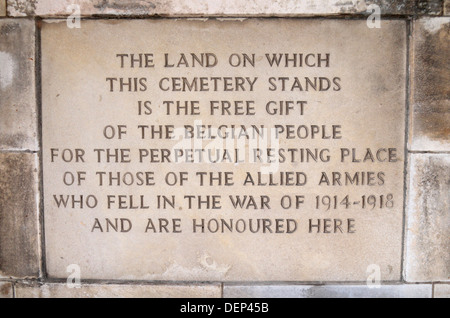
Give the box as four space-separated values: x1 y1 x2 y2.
15 282 221 298
0 0 6 16
41 19 406 282
434 284 450 298
0 282 13 298
7 0 415 16
0 153 40 278
224 284 433 298
445 0 450 15
409 18 450 152
405 154 450 282
416 0 443 15
0 19 38 151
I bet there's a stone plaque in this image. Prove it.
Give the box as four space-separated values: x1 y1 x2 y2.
42 19 406 281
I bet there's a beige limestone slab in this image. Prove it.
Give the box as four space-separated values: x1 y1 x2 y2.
415 0 444 15
0 282 13 298
224 284 433 298
405 154 450 282
15 282 221 298
433 284 450 298
0 0 6 16
7 0 415 16
0 153 40 278
0 19 38 150
409 18 450 152
42 19 406 281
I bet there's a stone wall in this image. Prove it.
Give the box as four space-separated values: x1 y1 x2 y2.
0 0 448 298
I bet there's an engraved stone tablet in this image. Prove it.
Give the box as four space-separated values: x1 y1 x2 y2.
42 19 406 281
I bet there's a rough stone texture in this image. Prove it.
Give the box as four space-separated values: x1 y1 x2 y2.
0 0 6 16
7 0 417 17
224 284 433 298
0 153 40 278
0 282 13 298
405 154 450 282
445 0 450 15
410 18 450 151
15 282 221 298
434 284 450 298
0 19 38 151
416 0 444 15
42 19 406 282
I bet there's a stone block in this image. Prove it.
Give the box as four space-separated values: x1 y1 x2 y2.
433 283 450 298
0 153 40 278
410 18 450 151
41 19 406 282
0 0 6 16
0 19 38 151
415 0 443 15
405 154 450 282
6 0 416 17
444 0 450 15
0 282 13 298
224 284 433 298
15 282 221 298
